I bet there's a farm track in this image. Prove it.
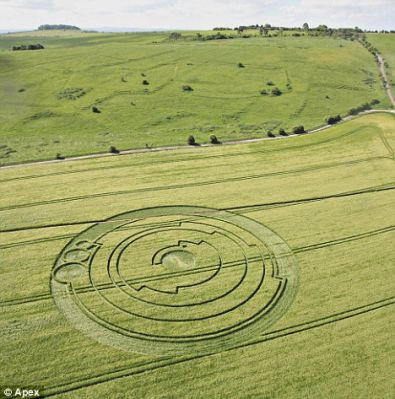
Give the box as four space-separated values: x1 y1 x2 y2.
379 131 395 159
41 296 395 397
377 54 395 107
1 224 393 308
1 182 394 242
0 182 394 235
0 110 394 171
0 125 365 183
0 156 391 213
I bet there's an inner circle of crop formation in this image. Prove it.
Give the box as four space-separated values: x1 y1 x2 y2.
51 206 299 355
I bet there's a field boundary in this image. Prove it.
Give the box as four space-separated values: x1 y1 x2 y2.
1 110 394 171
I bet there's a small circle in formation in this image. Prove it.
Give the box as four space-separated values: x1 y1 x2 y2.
51 206 299 355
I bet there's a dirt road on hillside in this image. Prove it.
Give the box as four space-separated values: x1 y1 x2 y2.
377 53 395 107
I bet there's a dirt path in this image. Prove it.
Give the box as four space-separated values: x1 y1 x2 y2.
1 110 394 171
376 53 395 107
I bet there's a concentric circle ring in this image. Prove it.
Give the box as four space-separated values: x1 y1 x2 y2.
51 206 299 355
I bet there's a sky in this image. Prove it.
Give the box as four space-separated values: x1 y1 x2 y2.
0 0 394 31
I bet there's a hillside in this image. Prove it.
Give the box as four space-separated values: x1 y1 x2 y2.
0 30 390 164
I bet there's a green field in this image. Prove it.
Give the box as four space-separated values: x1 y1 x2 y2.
1 112 394 398
369 33 395 88
0 30 390 165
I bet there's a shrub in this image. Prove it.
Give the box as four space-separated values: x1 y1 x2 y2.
371 99 380 105
12 43 44 51
260 89 268 95
56 153 64 160
210 135 220 144
326 115 342 125
182 85 193 92
348 102 372 116
267 132 276 138
142 80 150 85
188 135 196 145
110 146 120 154
169 32 182 40
238 62 245 68
58 87 87 100
279 128 288 136
267 81 274 86
293 125 305 134
92 106 101 113
271 87 282 96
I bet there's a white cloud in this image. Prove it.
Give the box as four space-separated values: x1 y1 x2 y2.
0 0 393 31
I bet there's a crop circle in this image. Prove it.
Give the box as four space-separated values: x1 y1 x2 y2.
51 206 299 355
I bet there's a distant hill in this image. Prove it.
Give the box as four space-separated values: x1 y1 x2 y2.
38 24 81 31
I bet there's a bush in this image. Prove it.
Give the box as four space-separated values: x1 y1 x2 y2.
110 146 120 154
371 99 380 105
12 43 44 51
271 87 282 96
260 89 268 95
188 135 196 145
278 128 288 136
267 132 276 138
238 62 245 68
293 125 305 134
267 81 274 86
92 106 101 113
142 80 150 85
210 135 220 144
56 153 64 160
169 32 182 40
348 102 372 116
326 115 342 125
182 85 193 92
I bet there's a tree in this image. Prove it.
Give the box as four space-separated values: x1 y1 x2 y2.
188 135 196 145
271 87 282 96
210 135 220 144
109 146 120 154
293 125 305 134
169 32 182 40
326 115 342 125
303 22 309 31
279 128 287 136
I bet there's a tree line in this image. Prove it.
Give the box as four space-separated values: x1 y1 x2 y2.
38 24 81 31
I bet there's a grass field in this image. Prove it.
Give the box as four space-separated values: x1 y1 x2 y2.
0 30 390 165
369 33 395 88
0 112 394 398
